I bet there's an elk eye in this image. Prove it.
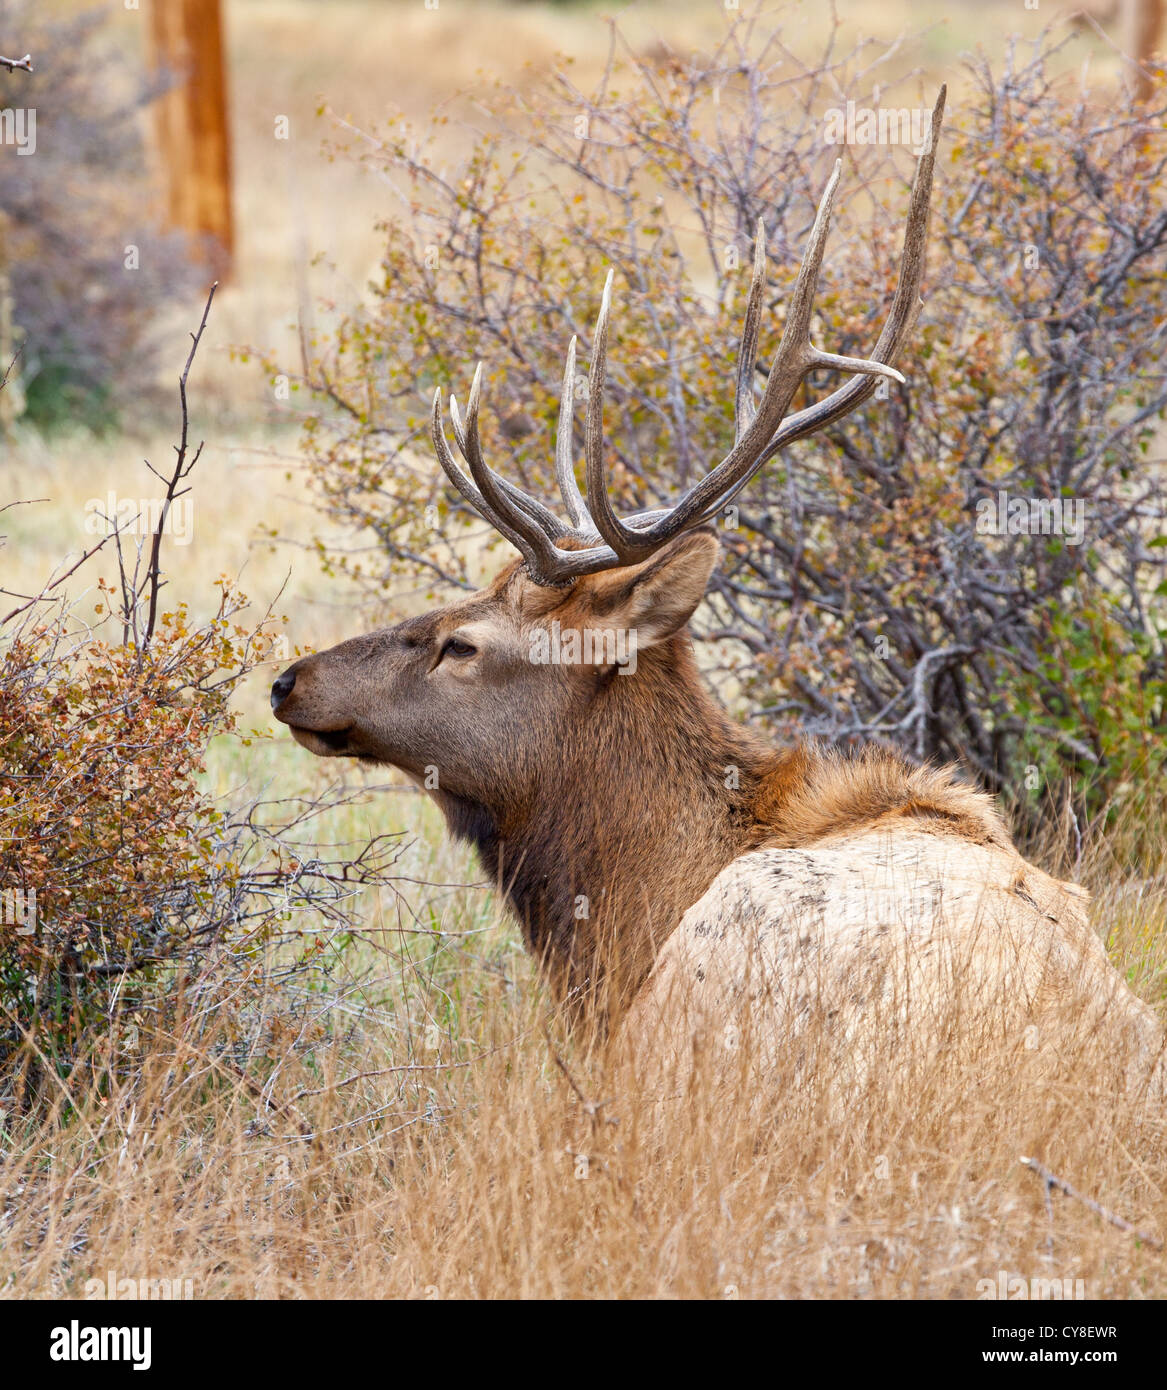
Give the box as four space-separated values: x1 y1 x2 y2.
440 636 477 660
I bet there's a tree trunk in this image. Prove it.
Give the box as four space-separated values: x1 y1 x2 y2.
1125 0 1165 101
147 0 233 278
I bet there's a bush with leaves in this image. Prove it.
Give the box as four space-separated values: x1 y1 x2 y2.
0 298 408 1111
282 13 1167 847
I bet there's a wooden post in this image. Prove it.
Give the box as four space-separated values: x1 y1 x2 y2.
1124 0 1164 101
0 212 27 432
147 0 233 277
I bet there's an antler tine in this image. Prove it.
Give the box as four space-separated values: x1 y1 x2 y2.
431 386 543 570
734 220 768 441
449 386 567 538
769 162 904 384
435 378 623 582
555 335 591 530
754 84 946 468
433 383 575 578
496 476 570 537
583 270 660 563
776 158 843 359
450 365 574 578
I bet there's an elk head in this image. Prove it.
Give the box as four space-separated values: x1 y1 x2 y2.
269 527 722 806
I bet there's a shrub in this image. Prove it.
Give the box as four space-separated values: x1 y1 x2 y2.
0 296 406 1110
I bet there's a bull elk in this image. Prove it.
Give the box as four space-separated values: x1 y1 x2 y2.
272 89 1164 1096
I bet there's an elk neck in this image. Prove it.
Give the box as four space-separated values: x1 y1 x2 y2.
431 635 792 1011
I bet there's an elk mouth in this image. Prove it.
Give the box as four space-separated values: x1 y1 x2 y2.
287 723 355 756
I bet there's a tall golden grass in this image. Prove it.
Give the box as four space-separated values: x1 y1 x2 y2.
1 798 1163 1300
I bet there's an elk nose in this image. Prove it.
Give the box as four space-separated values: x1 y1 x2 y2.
271 668 296 711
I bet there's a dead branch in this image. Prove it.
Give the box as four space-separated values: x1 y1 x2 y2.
1020 1155 1164 1250
1 518 135 628
0 53 33 73
140 281 218 650
0 347 23 393
542 1023 617 1129
285 1042 523 1107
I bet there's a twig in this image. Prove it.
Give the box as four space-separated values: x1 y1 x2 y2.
0 53 33 73
1071 10 1158 91
207 1053 313 1138
285 1046 516 1106
542 1023 617 1129
1020 1156 1163 1251
1 346 24 392
141 282 218 650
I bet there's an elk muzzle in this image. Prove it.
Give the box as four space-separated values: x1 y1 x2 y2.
271 656 357 756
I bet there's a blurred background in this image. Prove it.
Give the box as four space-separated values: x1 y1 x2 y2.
4 0 1163 810
2 0 1160 631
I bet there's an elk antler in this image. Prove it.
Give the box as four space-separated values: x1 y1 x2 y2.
431 87 946 586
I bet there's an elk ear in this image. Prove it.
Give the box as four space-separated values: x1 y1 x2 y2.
586 530 719 646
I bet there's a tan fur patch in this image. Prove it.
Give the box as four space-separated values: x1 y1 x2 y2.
756 744 1011 852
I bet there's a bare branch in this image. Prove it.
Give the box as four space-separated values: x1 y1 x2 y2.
141 282 218 650
1020 1156 1163 1250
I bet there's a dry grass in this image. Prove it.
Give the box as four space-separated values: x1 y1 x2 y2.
2 0 1163 1302
0 800 1163 1300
